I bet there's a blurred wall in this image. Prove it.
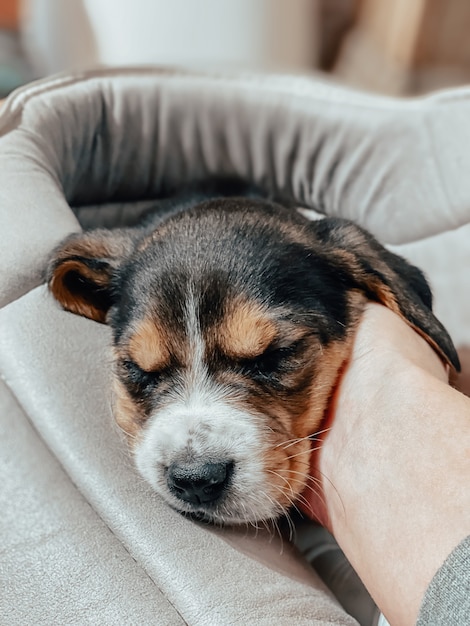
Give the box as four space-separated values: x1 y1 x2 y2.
22 0 319 75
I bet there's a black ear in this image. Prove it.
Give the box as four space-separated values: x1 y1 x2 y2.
312 218 461 372
47 228 137 323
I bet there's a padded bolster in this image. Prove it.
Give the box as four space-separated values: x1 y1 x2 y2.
2 67 470 307
0 379 186 625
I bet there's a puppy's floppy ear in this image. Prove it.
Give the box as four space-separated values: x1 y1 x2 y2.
47 228 137 323
313 218 461 372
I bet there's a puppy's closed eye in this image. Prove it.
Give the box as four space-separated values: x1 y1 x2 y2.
240 340 302 380
119 359 162 396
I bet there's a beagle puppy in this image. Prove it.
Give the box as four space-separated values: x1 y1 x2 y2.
47 185 459 525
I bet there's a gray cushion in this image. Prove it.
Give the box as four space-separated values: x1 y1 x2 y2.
1 66 469 625
0 379 185 626
0 68 369 625
2 67 470 308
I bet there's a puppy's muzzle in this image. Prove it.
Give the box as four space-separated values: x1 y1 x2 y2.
166 460 234 506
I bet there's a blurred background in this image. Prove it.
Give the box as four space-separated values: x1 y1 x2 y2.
2 0 470 98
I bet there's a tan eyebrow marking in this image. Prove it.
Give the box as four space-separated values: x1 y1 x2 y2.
128 317 171 372
219 299 277 360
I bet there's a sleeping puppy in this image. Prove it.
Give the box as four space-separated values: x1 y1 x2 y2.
47 186 460 525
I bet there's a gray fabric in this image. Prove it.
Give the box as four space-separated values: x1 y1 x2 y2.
417 536 470 626
1 67 470 625
0 379 185 626
3 68 470 308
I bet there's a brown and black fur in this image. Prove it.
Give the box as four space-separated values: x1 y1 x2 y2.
47 183 460 524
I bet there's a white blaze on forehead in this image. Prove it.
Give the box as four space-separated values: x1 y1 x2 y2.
133 290 286 523
132 303 276 521
182 289 208 392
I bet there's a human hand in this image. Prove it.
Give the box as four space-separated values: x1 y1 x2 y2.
297 303 470 624
298 303 449 529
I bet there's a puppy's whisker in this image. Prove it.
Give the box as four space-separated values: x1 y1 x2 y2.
268 484 305 542
266 472 313 513
315 468 346 519
286 444 324 462
275 435 311 449
283 472 325 504
309 426 332 439
114 421 138 440
281 475 328 512
291 491 311 510
283 511 295 543
284 467 322 481
266 469 297 497
280 477 318 504
275 426 332 450
284 448 314 461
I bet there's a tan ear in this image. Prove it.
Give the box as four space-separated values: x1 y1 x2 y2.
358 269 461 373
47 228 137 323
313 218 461 373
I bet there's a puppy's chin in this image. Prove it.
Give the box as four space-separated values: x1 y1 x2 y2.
129 392 312 525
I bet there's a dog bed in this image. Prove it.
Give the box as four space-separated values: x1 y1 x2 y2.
1 67 469 625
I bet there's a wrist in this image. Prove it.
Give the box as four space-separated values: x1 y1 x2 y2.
303 304 469 625
320 324 448 518
304 304 449 529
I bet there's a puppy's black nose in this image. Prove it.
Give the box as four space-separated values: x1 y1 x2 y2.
167 461 233 505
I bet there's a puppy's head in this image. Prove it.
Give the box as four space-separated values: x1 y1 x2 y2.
48 199 460 524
